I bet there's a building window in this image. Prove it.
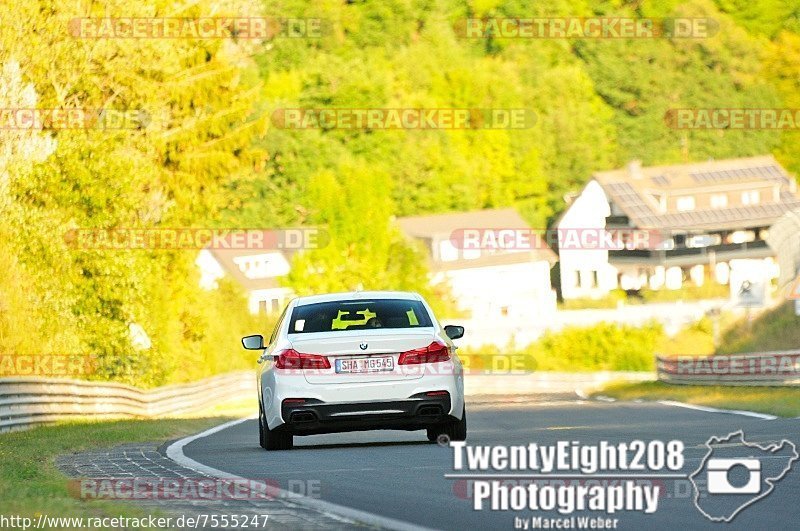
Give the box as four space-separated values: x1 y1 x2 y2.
258 299 282 314
676 196 695 211
648 193 666 213
580 270 598 289
741 190 760 205
729 230 756 244
710 194 728 208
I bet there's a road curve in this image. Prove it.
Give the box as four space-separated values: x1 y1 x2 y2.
181 397 799 530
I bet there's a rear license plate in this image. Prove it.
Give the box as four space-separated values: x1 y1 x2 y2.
335 356 394 374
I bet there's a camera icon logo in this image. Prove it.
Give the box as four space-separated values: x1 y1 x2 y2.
690 430 798 522
706 458 761 494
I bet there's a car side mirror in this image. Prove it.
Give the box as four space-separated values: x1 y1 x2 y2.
242 334 265 350
444 325 464 340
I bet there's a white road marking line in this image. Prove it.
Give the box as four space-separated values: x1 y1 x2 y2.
686 441 785 450
254 465 444 475
682 453 797 463
657 400 778 420
574 388 588 400
595 396 616 402
470 401 587 409
166 417 435 531
445 473 688 479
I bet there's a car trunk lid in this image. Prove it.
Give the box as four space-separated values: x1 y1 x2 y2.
290 329 436 383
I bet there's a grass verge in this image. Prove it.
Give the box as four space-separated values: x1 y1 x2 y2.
596 381 800 418
0 399 256 530
718 301 800 354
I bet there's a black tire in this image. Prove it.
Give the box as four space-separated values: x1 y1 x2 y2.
258 402 267 449
259 402 293 451
427 406 467 442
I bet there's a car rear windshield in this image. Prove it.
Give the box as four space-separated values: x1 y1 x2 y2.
288 299 433 334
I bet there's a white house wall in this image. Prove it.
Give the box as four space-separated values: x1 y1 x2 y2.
434 260 556 320
195 249 226 290
557 180 618 299
249 287 294 315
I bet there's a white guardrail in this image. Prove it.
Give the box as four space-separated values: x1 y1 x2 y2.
0 371 254 433
4 351 795 433
0 370 655 433
657 350 800 386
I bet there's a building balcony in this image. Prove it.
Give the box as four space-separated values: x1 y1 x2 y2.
609 239 771 266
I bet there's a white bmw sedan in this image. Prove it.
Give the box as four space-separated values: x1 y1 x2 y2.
242 291 466 450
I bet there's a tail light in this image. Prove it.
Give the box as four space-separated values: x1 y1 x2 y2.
398 341 450 365
274 349 331 369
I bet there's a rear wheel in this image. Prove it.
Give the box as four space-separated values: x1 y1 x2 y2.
259 402 293 451
427 405 467 442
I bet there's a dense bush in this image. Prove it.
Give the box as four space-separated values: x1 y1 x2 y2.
462 322 663 373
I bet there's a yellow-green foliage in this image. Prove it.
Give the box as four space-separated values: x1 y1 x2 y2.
658 317 716 356
718 302 800 354
0 0 269 386
462 322 662 372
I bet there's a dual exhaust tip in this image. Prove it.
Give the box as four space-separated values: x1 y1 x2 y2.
288 405 444 423
290 411 317 423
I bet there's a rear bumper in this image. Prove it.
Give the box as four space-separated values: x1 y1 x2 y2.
281 392 453 435
260 366 465 430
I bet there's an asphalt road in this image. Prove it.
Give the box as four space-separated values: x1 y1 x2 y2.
182 397 799 530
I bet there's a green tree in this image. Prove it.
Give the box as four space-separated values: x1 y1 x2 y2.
285 162 434 298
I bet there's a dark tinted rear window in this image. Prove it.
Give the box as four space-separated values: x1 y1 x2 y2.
288 299 432 334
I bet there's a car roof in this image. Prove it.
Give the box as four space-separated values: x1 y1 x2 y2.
293 291 422 307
